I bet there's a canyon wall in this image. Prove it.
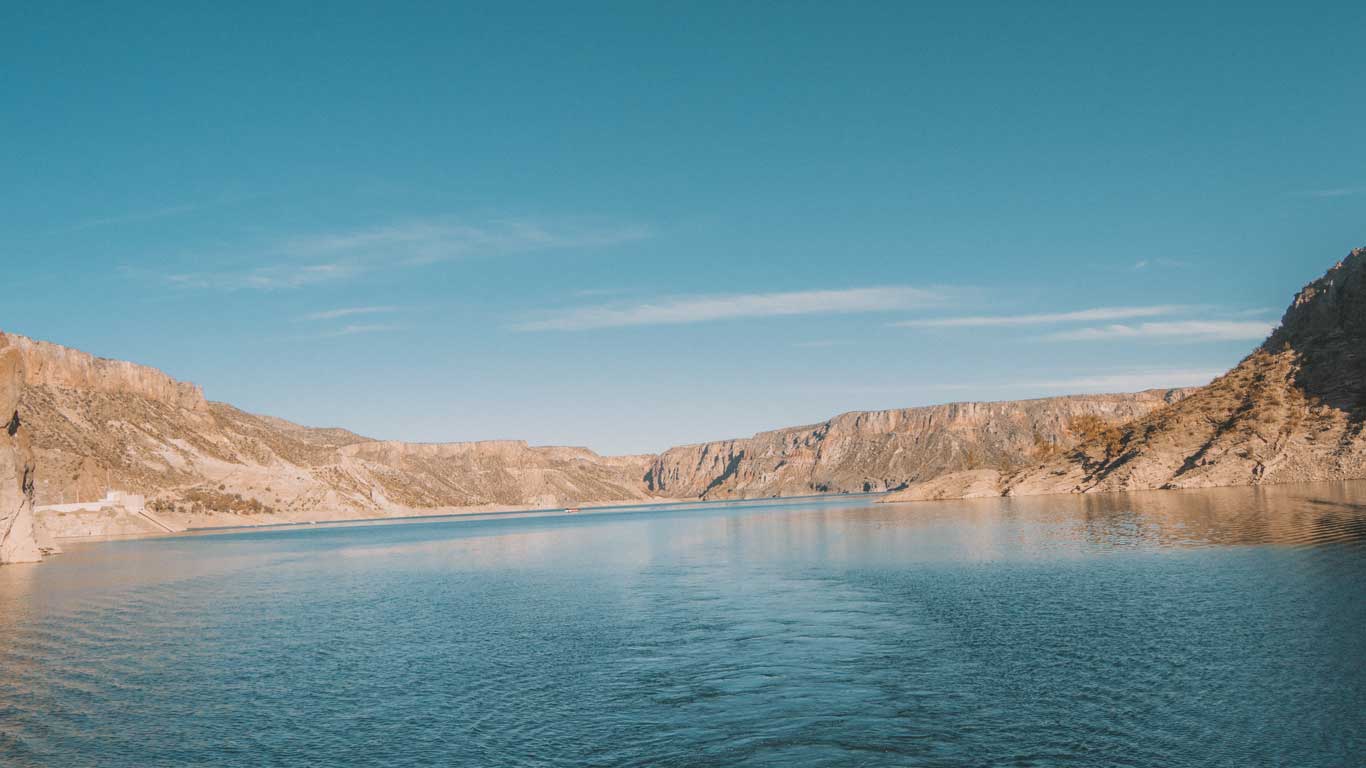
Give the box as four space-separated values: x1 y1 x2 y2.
7 326 1204 550
887 248 1366 502
7 335 207 413
18 381 660 531
647 390 1191 499
0 335 41 564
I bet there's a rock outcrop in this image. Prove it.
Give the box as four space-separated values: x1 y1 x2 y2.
647 390 1191 499
7 335 207 413
0 334 41 564
887 248 1366 502
19 380 657 532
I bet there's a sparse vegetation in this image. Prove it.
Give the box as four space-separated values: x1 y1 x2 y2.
1068 414 1127 458
960 447 982 469
149 487 275 517
1029 430 1063 461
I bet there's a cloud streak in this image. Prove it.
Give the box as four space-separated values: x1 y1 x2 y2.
515 286 947 331
896 305 1186 328
303 306 402 321
279 218 650 266
165 216 650 290
1042 320 1276 342
166 261 366 290
73 203 206 231
1297 185 1366 199
1029 369 1222 390
792 340 853 349
822 368 1223 397
319 323 405 337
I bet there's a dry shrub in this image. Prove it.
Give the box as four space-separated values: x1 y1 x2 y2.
1068 415 1127 457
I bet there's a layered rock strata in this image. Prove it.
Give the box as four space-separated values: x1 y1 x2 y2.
647 390 1191 499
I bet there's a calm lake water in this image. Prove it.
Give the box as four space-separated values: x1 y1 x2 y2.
1 484 1364 767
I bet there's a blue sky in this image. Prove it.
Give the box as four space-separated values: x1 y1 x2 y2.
3 1 1364 454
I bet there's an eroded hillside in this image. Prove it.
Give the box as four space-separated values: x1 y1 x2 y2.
887 248 1366 502
646 390 1191 499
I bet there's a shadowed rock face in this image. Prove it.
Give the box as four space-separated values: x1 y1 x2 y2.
0 335 41 564
886 248 1366 502
1261 249 1366 416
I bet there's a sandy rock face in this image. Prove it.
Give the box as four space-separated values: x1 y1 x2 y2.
0 336 41 564
8 330 664 531
886 248 1366 504
8 335 207 413
884 469 1004 502
647 390 1192 500
996 248 1366 498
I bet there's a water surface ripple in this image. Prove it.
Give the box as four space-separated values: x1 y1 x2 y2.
1 482 1363 766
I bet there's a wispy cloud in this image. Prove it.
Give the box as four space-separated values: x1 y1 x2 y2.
792 340 853 349
72 203 206 231
303 306 402 321
319 323 405 338
169 261 366 290
1231 307 1282 318
515 286 948 331
1042 320 1276 342
278 217 649 266
1131 258 1189 271
1029 369 1221 390
895 305 1186 328
820 368 1222 397
165 216 650 290
1297 185 1366 199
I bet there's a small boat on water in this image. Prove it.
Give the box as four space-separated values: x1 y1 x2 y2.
565 507 581 514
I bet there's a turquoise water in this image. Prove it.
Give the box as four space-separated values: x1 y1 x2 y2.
1 483 1363 767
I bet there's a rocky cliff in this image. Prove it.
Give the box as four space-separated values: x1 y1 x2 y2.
8 335 207 413
887 248 1366 502
19 376 657 531
1 318 1229 552
646 390 1190 499
0 334 41 564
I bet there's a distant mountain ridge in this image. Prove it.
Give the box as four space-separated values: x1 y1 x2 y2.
0 324 1192 560
646 390 1192 499
888 248 1366 502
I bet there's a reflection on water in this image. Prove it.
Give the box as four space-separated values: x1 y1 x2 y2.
1 481 1363 767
